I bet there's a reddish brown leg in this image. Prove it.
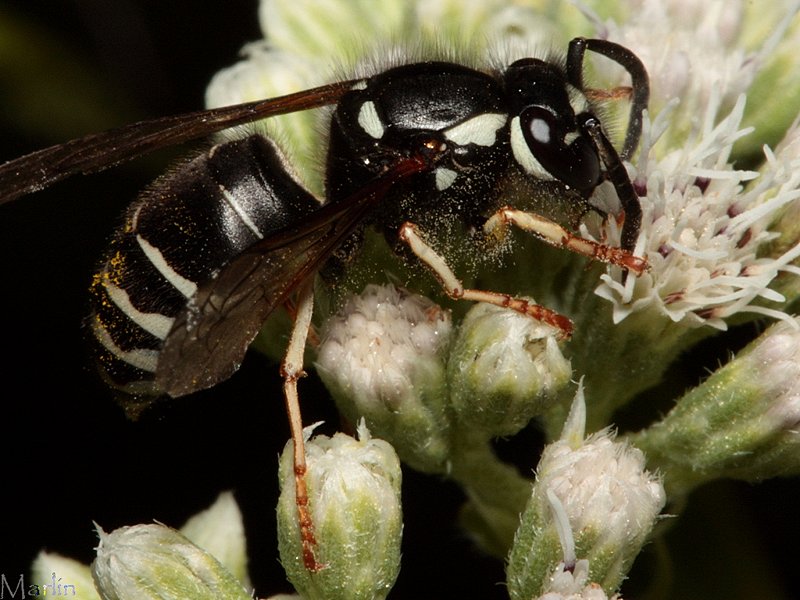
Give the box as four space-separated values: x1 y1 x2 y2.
483 206 648 274
280 278 324 572
398 222 575 338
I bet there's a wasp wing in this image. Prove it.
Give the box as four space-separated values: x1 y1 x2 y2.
154 156 429 397
0 80 354 205
154 196 368 397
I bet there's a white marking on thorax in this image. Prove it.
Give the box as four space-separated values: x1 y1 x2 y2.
357 100 385 139
444 113 506 147
435 167 458 191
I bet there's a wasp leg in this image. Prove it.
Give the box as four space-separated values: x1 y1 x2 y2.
284 296 321 348
398 221 574 338
482 206 648 275
280 278 324 572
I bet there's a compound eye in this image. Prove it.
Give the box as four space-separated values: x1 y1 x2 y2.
520 106 601 192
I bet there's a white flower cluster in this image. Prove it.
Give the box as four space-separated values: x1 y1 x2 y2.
507 388 665 598
586 0 800 328
316 284 451 412
598 93 800 327
540 560 621 600
538 432 665 550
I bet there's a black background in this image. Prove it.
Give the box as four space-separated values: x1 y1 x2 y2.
1 2 799 599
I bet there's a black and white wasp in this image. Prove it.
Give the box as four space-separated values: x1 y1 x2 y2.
0 37 649 569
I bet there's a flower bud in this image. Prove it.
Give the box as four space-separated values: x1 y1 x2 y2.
179 491 249 588
448 301 571 436
507 387 665 599
91 524 251 600
734 10 800 161
31 552 98 600
259 0 410 61
206 49 324 193
277 423 402 600
630 318 800 497
316 284 453 472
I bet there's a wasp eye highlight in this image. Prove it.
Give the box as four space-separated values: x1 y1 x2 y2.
518 106 601 192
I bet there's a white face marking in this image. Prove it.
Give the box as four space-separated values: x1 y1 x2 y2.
435 167 458 191
92 317 159 372
136 234 198 298
218 184 264 239
351 79 368 90
357 100 385 139
566 84 590 115
509 116 553 180
103 279 175 340
444 113 507 147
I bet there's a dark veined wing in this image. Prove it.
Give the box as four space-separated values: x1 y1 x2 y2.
155 155 431 397
0 80 355 205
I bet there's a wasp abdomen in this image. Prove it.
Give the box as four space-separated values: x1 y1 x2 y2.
89 135 319 400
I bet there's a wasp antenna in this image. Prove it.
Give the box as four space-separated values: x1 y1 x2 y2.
580 116 643 254
567 37 650 160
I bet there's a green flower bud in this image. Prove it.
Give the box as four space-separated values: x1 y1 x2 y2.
736 7 800 160
259 0 411 60
448 301 572 436
277 423 402 600
507 387 665 599
205 49 326 193
316 284 453 472
91 524 251 600
179 491 250 589
630 318 800 497
30 552 98 600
